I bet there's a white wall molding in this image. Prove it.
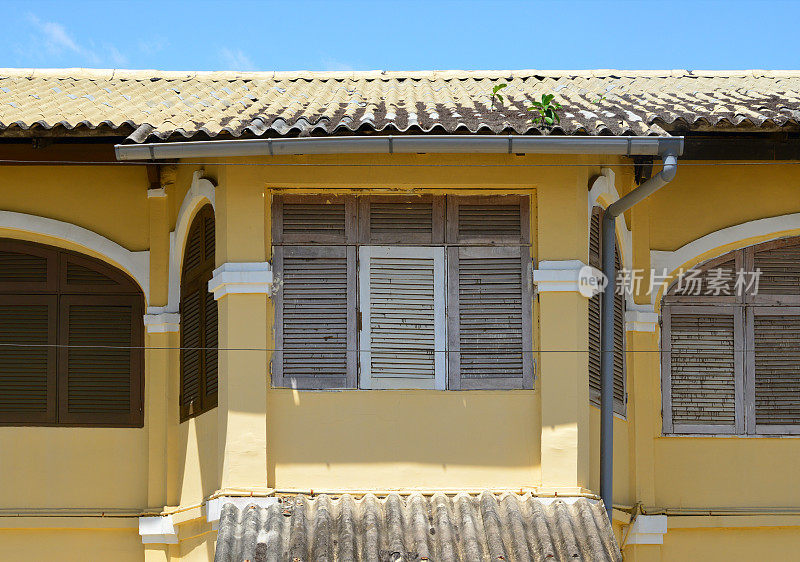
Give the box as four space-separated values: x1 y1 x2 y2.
650 213 800 306
143 308 181 333
208 262 273 300
167 170 217 312
147 187 167 198
138 515 177 544
0 210 149 299
206 497 279 531
625 514 667 545
533 260 603 297
625 303 659 332
588 168 633 273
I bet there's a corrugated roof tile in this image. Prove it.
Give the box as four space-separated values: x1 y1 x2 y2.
214 493 621 562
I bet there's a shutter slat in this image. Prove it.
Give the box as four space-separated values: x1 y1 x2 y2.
753 243 800 295
180 287 202 415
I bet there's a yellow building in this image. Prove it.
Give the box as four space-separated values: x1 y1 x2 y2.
0 68 798 561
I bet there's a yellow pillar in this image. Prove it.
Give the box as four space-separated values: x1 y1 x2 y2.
534 164 592 491
213 164 270 491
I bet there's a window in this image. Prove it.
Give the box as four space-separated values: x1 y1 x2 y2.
271 195 533 390
180 205 218 420
588 207 626 414
662 237 800 435
0 239 143 426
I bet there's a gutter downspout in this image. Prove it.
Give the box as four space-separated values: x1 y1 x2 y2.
600 146 682 521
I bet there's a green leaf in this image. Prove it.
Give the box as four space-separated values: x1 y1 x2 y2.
544 115 554 125
492 83 507 94
542 93 554 105
529 101 543 108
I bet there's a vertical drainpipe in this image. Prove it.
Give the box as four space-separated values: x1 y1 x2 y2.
599 149 681 522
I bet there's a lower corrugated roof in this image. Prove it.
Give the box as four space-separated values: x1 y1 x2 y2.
214 492 621 562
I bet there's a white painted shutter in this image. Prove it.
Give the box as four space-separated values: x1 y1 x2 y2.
662 305 744 434
747 307 800 434
358 246 446 390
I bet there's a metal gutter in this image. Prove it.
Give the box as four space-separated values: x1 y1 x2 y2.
600 146 682 521
115 135 683 160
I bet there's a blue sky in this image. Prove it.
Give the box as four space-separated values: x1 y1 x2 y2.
2 0 798 71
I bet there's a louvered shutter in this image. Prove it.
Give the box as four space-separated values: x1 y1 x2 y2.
272 196 356 389
273 246 357 389
446 196 533 390
662 305 743 434
612 250 626 412
752 240 800 298
447 246 533 389
58 295 143 425
587 208 625 413
358 246 445 389
746 307 800 434
588 209 602 403
179 204 217 420
180 283 203 419
0 295 57 424
358 196 444 244
0 241 57 292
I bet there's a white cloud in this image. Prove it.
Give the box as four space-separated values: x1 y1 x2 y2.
138 37 169 56
24 13 127 67
219 48 257 71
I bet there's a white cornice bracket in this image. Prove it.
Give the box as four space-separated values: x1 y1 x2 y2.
625 514 668 544
533 260 604 297
143 308 181 333
139 515 177 544
208 262 273 300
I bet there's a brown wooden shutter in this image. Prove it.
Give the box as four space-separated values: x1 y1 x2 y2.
752 239 800 297
58 295 143 426
179 204 217 420
272 195 357 389
0 241 57 293
180 284 203 419
273 246 357 389
587 208 625 414
613 249 626 412
358 196 444 244
446 196 533 390
662 305 743 434
0 295 57 424
747 307 800 433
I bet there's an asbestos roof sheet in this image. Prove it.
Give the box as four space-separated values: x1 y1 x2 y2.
2 69 799 142
213 492 621 562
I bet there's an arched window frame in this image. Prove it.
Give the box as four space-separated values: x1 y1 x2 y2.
179 204 218 421
0 238 144 427
661 236 800 436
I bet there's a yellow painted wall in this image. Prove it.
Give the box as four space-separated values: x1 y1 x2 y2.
2 155 800 561
0 528 142 561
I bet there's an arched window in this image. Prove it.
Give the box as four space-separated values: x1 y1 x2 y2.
0 239 143 426
180 204 217 421
662 236 800 435
588 207 626 414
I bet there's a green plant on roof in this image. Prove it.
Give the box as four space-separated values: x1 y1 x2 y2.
528 94 562 128
490 83 507 110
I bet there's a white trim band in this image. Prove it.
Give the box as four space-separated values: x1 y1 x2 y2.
143 309 181 333
138 515 177 544
206 496 279 530
533 260 602 297
625 514 668 545
208 262 273 300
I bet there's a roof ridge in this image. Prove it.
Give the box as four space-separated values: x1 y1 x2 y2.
2 67 800 81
